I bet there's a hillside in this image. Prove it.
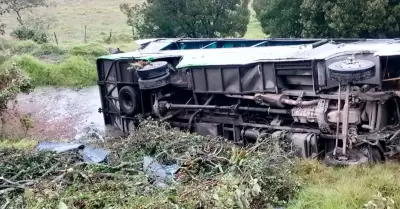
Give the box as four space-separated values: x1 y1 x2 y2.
2 0 144 46
2 0 265 46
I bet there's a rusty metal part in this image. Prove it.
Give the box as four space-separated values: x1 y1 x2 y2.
240 123 320 133
376 103 383 130
326 108 361 125
383 77 400 82
371 102 377 131
348 127 358 146
188 95 215 130
160 110 183 122
255 93 319 107
334 85 342 156
152 99 163 118
281 97 319 106
361 101 377 131
254 94 288 107
286 90 393 101
227 93 319 107
285 133 319 158
376 103 388 130
341 84 351 155
389 129 400 141
242 128 268 141
316 100 332 133
356 91 392 102
165 103 290 114
291 100 332 133
195 123 220 137
226 94 255 100
360 101 388 131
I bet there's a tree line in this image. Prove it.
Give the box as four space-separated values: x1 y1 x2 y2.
253 0 400 38
120 0 250 39
121 0 400 39
2 0 400 40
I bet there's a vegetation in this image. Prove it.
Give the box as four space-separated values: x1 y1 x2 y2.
253 0 400 38
1 120 399 209
120 0 250 38
0 119 300 208
0 57 33 114
0 0 49 37
2 0 400 208
288 160 399 209
0 40 108 87
10 14 54 44
244 0 267 39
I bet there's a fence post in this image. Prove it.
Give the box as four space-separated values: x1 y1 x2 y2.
84 25 87 43
53 32 58 45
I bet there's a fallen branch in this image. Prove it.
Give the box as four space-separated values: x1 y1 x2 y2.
39 162 60 179
0 177 21 186
0 187 20 195
0 198 10 209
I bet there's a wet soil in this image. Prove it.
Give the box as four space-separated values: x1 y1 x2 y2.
2 86 122 141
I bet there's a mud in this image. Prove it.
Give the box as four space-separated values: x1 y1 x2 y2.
2 86 123 141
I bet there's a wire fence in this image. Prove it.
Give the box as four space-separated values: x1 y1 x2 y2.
50 25 134 45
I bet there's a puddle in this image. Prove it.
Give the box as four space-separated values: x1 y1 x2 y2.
2 86 123 141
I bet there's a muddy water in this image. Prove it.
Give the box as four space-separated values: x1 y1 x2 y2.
2 86 123 141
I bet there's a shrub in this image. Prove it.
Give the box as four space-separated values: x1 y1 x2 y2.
0 40 39 55
11 54 97 87
32 43 66 56
0 62 33 113
11 25 49 44
10 15 53 44
103 33 133 44
68 43 108 58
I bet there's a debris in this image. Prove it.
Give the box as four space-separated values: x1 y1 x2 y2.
108 47 124 54
0 119 298 208
73 124 104 143
143 156 180 188
36 141 109 163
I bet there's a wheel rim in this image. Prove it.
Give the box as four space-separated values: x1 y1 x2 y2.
122 92 134 109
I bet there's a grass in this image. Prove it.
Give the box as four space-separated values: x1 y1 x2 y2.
245 0 267 39
2 0 265 45
0 40 108 87
288 160 400 209
1 0 144 46
0 138 37 150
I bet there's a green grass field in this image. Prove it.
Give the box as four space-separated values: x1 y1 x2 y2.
2 0 144 50
245 0 267 39
2 0 265 45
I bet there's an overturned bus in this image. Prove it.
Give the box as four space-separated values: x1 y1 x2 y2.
96 38 400 166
